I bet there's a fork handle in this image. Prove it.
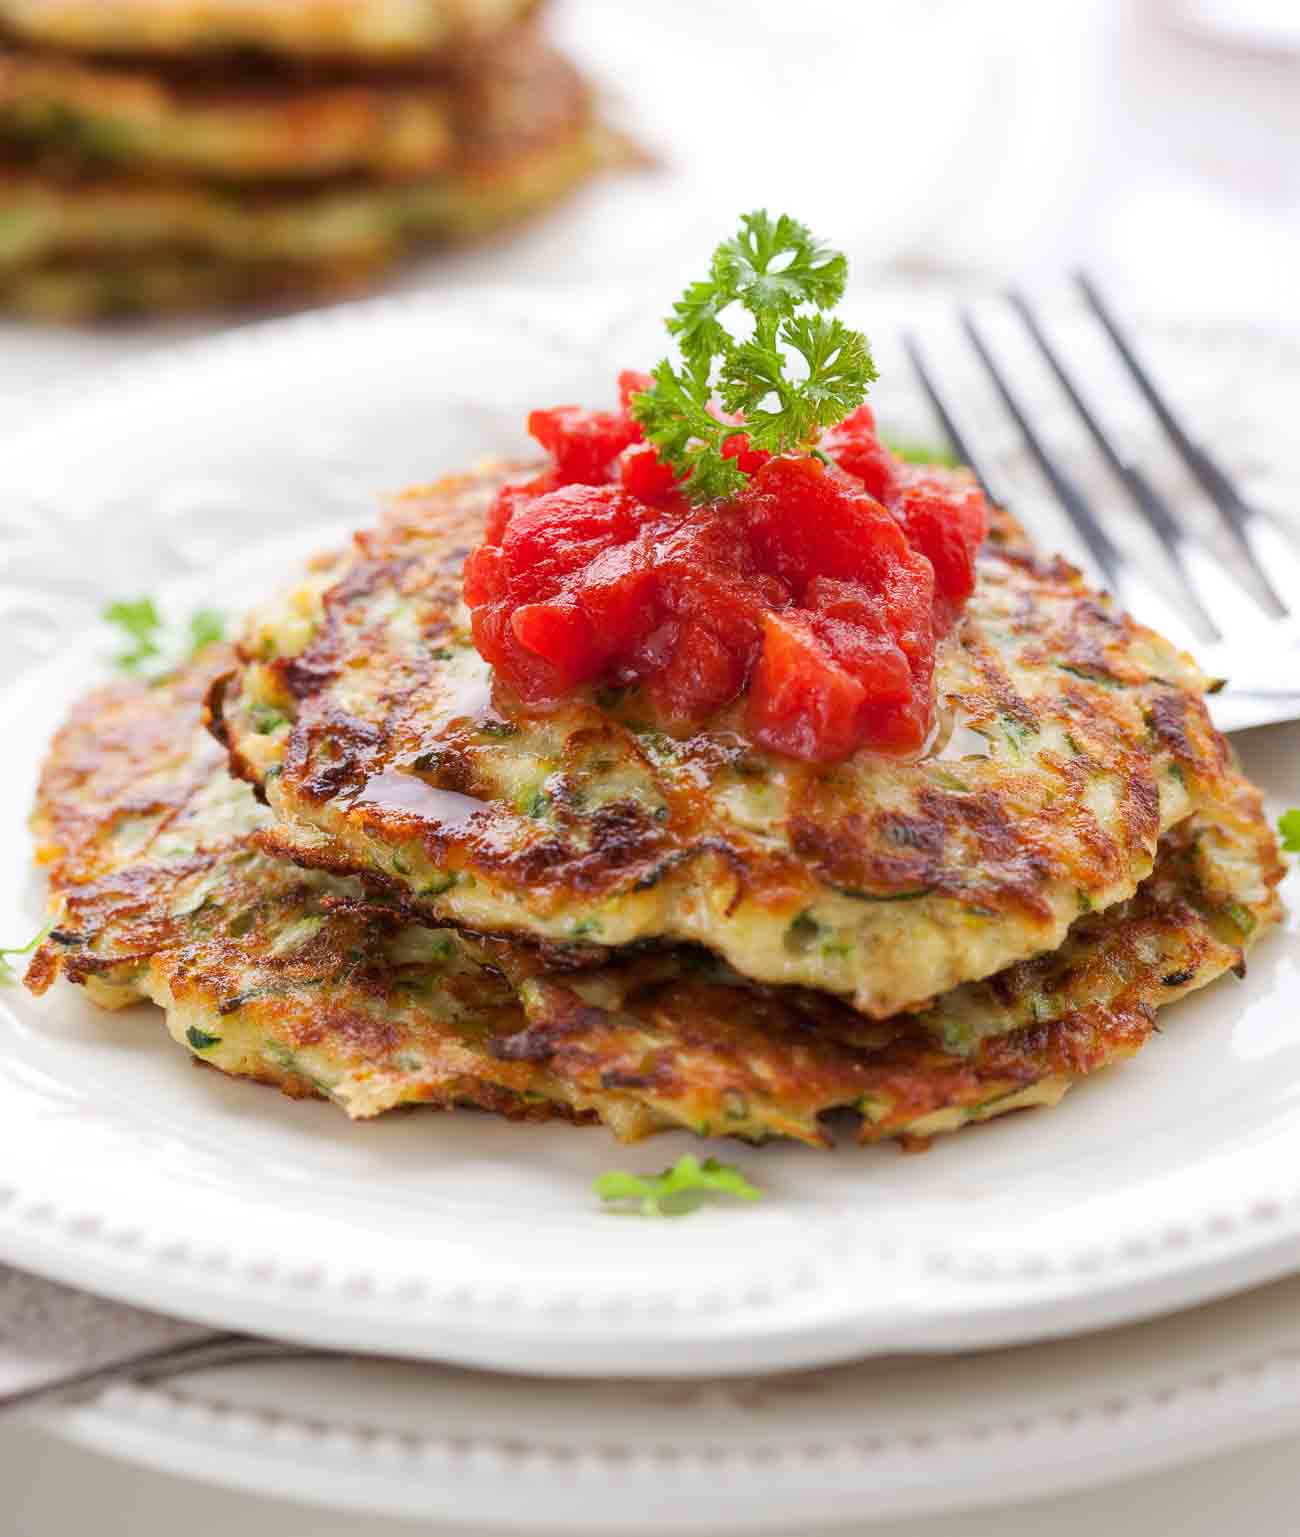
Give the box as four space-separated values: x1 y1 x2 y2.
0 1332 324 1418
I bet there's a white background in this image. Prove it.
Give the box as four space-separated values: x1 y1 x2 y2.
3 0 1298 1529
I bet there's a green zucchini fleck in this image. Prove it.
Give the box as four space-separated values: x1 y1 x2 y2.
1224 902 1257 937
831 884 933 903
186 1026 221 1052
785 910 819 952
999 717 1038 756
1058 663 1121 688
249 704 288 735
722 1090 750 1122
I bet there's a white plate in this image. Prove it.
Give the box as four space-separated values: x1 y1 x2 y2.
32 1266 1300 1529
2 285 1299 1378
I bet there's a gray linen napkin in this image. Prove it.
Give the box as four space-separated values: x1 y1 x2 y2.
0 1265 240 1413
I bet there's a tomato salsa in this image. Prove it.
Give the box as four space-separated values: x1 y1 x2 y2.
462 373 988 763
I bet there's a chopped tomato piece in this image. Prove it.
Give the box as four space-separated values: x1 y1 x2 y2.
511 596 591 677
462 542 506 606
646 619 749 726
619 442 680 505
500 485 651 599
617 370 655 413
892 470 989 633
857 692 932 755
485 481 543 545
721 432 771 476
811 617 912 704
573 543 658 661
471 601 570 708
748 612 867 763
739 455 912 597
528 406 640 486
822 404 897 503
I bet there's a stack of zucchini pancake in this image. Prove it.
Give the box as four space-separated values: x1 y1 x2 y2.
25 215 1284 1151
0 0 606 318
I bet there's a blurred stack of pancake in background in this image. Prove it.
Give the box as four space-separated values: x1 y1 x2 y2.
0 0 612 318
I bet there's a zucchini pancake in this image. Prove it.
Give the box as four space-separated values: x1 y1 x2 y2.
0 6 609 315
0 37 603 281
0 47 465 182
20 211 1287 1156
218 461 1237 1020
0 0 538 65
0 249 385 320
25 648 1282 1147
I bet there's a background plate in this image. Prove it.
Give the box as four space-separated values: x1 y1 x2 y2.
34 1267 1300 1529
1 285 1299 1377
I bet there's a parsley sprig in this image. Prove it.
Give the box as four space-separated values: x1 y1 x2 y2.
631 211 876 501
594 1154 763 1217
0 921 51 985
104 597 225 677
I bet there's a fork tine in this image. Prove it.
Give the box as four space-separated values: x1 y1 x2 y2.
958 310 1126 597
1007 290 1222 644
900 332 1006 506
1075 272 1288 619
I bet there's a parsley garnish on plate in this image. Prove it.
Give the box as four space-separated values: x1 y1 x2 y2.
1278 809 1300 853
103 596 226 677
594 1154 763 1217
0 921 52 985
103 596 164 672
631 210 877 501
187 607 226 652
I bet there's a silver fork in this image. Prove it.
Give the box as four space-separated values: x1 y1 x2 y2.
902 276 1300 733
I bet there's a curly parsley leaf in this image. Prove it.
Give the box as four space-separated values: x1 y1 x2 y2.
714 209 847 319
0 921 52 986
104 597 226 678
188 608 226 653
632 210 876 501
594 1154 764 1217
103 596 163 672
1278 809 1300 853
635 356 748 502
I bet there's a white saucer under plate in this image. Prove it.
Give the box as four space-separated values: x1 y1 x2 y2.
1 285 1299 1378
31 1267 1300 1529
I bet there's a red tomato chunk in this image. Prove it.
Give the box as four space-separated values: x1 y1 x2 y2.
463 375 989 762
